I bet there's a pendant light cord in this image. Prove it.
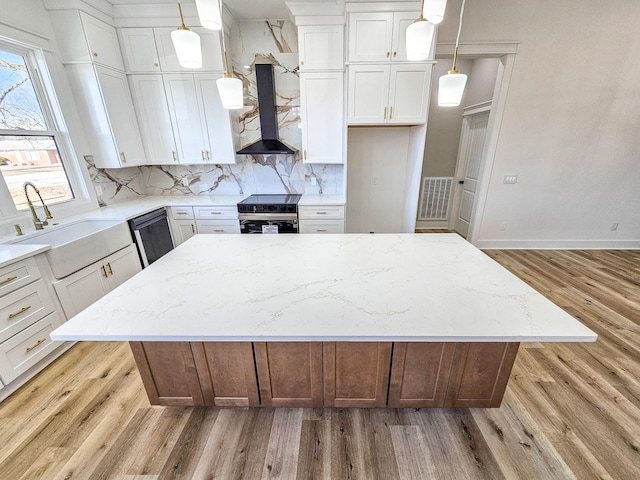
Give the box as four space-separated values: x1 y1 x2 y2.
451 0 466 72
218 0 232 77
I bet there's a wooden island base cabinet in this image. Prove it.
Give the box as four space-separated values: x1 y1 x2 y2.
129 341 520 409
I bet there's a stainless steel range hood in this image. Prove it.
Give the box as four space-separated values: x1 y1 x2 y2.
236 63 297 155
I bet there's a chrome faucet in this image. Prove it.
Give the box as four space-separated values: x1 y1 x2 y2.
23 182 53 230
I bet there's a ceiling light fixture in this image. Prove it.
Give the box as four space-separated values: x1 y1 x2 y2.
438 0 467 107
216 2 243 109
195 0 222 30
423 0 448 25
406 0 435 61
171 1 202 69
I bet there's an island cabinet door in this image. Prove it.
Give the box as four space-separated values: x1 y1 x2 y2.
444 342 520 408
387 343 456 408
191 342 259 407
254 342 323 407
129 342 204 406
323 342 392 407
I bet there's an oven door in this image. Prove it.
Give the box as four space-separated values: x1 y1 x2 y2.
239 214 298 234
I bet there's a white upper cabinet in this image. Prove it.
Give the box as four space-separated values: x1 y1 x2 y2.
153 28 224 72
129 75 179 165
348 12 420 63
66 64 146 168
50 10 124 70
298 25 344 71
300 72 344 164
119 28 161 73
348 63 431 125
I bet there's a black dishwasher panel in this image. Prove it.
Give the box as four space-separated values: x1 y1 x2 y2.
128 208 174 267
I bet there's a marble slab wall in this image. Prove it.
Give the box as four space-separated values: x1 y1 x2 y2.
87 20 344 205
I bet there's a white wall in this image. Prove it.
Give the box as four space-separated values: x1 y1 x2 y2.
465 58 499 107
438 0 640 248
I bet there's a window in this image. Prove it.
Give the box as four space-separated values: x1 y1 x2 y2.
0 44 75 216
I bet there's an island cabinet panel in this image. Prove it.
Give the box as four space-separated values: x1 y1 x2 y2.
191 342 259 407
323 342 392 407
129 342 204 407
254 342 323 407
387 342 456 408
444 342 520 408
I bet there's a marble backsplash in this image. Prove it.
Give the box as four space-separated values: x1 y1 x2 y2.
87 20 344 206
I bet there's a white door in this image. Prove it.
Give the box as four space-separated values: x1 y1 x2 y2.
300 72 344 164
453 111 490 238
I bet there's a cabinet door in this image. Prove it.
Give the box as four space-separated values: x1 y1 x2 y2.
194 74 237 164
170 220 197 246
388 64 431 124
299 219 344 234
191 342 259 406
104 245 142 291
81 12 124 70
444 343 520 408
129 75 179 165
163 74 208 164
298 25 344 70
130 342 204 406
195 220 240 234
119 28 161 73
348 12 394 62
390 12 421 62
254 342 323 407
96 66 147 166
53 264 110 319
324 342 392 407
388 343 456 408
300 72 344 164
347 64 390 125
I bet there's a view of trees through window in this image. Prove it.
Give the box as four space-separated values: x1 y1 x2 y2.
0 48 74 211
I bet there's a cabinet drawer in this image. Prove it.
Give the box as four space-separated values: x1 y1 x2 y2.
0 257 42 296
194 206 238 220
0 311 64 384
196 220 241 234
169 206 195 220
0 280 55 343
298 205 345 219
300 220 344 234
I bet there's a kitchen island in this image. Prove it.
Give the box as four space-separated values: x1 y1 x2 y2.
51 234 596 408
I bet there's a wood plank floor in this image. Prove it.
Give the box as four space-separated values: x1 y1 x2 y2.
1 249 639 479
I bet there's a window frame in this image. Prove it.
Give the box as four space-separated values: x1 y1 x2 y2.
0 36 95 230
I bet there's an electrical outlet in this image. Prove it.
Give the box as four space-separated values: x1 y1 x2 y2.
310 176 317 186
503 175 518 184
500 222 507 231
611 222 619 231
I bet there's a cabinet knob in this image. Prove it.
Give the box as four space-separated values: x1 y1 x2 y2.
300 60 304 65
393 51 397 57
386 51 390 57
154 62 159 67
93 52 98 57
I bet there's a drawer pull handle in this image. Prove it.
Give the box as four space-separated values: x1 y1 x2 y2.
176 212 188 215
316 211 327 215
390 106 393 119
101 265 108 278
26 338 46 353
106 262 113 275
213 229 224 232
317 229 327 232
210 212 222 215
8 305 31 319
0 276 18 286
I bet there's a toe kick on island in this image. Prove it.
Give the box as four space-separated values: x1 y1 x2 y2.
129 341 520 409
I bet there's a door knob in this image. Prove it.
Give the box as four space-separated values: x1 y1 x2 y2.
458 180 465 185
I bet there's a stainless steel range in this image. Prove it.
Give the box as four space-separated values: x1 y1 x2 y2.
237 194 302 234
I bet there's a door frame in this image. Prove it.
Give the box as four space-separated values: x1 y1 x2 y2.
448 103 491 235
435 43 518 244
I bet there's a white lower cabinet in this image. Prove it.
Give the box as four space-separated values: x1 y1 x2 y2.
171 220 197 246
53 244 142 319
169 205 240 245
299 205 345 233
195 220 241 234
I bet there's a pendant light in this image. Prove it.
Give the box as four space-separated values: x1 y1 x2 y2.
423 0 448 25
195 0 222 30
406 0 435 61
438 0 467 107
171 2 202 68
216 2 243 109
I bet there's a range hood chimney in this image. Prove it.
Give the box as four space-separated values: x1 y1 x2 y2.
236 64 297 155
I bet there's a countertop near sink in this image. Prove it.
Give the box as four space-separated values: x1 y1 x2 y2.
0 245 50 269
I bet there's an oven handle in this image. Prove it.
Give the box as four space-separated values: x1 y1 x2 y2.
238 213 298 221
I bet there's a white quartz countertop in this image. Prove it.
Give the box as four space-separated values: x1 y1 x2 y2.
0 244 50 269
51 233 596 343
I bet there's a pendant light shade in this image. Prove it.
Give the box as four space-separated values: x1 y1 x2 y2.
171 2 202 69
195 0 222 30
423 0 448 24
216 76 243 109
406 19 435 61
438 71 467 107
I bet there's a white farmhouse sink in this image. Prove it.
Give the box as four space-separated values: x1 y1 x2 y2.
12 219 132 279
